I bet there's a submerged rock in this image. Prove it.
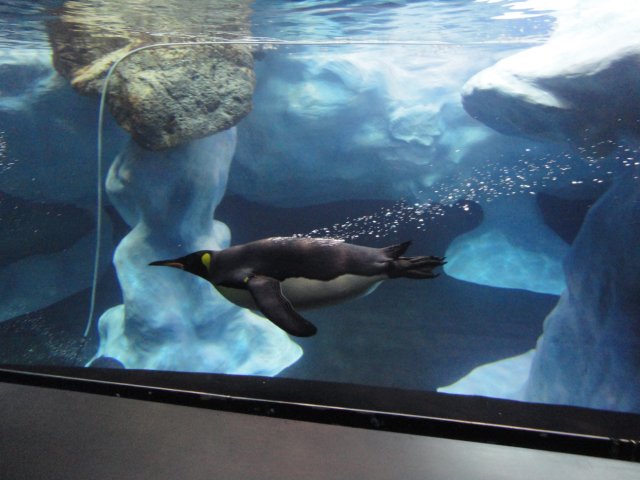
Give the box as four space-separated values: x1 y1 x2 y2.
47 0 255 150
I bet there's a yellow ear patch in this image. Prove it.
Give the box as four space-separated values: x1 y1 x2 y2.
201 252 212 271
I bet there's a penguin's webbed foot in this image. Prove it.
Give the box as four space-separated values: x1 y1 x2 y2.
388 255 446 279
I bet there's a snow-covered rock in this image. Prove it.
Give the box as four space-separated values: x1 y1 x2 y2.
463 0 640 150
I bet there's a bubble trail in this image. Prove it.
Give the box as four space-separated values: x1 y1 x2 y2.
295 141 638 241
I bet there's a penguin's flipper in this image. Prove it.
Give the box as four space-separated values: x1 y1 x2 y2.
246 275 318 337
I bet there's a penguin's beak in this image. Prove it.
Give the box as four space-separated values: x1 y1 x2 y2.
149 260 185 270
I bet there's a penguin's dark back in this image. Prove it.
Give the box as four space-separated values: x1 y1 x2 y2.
217 237 387 281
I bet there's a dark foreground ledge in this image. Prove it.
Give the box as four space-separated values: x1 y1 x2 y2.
1 364 639 463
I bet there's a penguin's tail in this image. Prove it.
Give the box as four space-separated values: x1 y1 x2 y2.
381 240 412 259
388 255 446 279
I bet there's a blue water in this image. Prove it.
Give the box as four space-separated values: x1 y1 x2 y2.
250 0 553 43
0 0 639 414
1 0 554 47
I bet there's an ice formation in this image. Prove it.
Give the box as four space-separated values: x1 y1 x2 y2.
438 350 534 400
92 131 301 373
445 172 640 413
523 173 640 412
439 0 640 411
441 174 640 414
443 0 640 294
230 46 498 206
444 194 568 295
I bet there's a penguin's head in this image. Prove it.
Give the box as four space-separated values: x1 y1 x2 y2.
149 251 213 280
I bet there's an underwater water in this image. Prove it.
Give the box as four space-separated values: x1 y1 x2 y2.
0 0 639 416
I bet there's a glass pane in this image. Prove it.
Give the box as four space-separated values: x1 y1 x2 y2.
1 0 639 441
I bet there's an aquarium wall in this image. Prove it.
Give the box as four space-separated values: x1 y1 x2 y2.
0 0 639 419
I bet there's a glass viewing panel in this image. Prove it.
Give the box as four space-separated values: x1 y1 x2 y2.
0 0 639 458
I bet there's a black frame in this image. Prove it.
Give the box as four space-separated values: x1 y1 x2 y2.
1 364 638 463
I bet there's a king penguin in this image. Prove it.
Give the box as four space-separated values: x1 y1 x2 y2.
150 236 445 337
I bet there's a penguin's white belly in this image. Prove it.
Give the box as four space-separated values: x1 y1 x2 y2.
282 274 386 308
215 274 386 311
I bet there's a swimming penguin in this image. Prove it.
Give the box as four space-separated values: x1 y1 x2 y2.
150 237 445 337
